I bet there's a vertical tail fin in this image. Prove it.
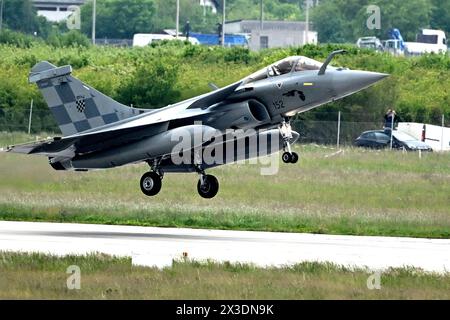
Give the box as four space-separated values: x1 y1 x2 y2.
29 61 140 136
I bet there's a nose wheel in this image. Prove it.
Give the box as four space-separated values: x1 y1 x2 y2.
280 119 299 164
197 174 219 199
140 171 162 196
282 151 299 164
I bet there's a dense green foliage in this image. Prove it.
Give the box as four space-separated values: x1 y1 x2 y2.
0 42 448 133
0 29 44 48
225 0 304 22
1 0 53 37
46 30 92 48
80 0 306 36
80 0 156 39
312 0 429 42
116 57 181 108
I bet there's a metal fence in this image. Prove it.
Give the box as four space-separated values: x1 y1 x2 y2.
0 106 57 134
293 119 383 145
296 110 399 146
96 38 133 47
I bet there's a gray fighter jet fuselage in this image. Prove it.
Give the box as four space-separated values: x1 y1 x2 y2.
8 50 388 198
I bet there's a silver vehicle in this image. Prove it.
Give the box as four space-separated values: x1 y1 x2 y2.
7 50 388 198
356 37 384 51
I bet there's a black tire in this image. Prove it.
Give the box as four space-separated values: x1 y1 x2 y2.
290 152 299 164
197 175 219 199
282 152 292 164
140 172 162 196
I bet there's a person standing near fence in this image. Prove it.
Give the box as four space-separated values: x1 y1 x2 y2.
384 109 401 135
184 20 191 41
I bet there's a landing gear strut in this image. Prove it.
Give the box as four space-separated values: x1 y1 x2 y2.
196 169 219 199
280 119 299 164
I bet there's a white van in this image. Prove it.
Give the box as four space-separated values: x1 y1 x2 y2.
404 29 447 55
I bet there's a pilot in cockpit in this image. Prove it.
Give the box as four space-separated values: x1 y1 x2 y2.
273 60 294 75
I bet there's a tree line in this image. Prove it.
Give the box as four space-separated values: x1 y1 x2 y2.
0 0 304 40
1 0 449 42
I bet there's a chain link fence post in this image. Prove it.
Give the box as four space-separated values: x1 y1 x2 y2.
441 114 445 152
336 111 341 149
27 99 33 135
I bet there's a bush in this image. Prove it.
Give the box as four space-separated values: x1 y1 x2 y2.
47 30 91 48
223 47 255 64
115 59 180 108
0 29 41 48
56 52 91 69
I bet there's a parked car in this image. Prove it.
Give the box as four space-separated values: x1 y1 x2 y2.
391 131 433 151
354 130 433 151
354 130 390 149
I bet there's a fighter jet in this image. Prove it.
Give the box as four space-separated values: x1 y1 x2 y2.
7 50 388 199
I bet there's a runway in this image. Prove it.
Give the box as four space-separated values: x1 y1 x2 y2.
0 221 449 272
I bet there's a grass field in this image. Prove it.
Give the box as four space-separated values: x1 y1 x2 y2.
0 132 449 238
0 252 449 299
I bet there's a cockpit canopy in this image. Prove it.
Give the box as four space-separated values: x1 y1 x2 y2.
243 56 329 84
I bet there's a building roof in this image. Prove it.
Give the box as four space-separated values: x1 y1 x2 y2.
33 0 85 22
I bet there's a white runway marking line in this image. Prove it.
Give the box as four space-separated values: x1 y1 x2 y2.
0 221 449 272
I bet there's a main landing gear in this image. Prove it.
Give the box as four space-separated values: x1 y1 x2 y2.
140 160 164 196
140 171 163 196
197 173 219 199
280 119 299 164
139 162 219 199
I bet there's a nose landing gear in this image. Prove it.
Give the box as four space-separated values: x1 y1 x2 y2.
282 151 299 164
280 119 299 164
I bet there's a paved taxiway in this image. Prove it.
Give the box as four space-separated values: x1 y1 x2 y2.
0 221 448 272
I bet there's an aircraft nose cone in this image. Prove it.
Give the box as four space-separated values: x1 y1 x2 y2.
333 70 389 97
355 71 389 87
